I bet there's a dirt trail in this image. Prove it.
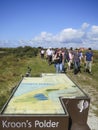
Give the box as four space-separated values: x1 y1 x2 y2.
67 73 98 130
82 85 98 130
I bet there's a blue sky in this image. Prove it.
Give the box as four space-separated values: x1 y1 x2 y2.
0 0 98 49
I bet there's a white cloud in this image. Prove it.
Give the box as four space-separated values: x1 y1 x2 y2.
58 28 84 42
31 28 85 48
33 32 53 42
81 22 90 30
0 23 98 49
87 25 98 41
91 25 98 33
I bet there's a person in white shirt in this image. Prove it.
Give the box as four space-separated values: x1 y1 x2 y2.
46 47 53 65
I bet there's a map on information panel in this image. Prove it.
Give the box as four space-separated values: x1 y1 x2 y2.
4 73 84 114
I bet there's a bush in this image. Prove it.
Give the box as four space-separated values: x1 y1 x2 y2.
8 46 39 57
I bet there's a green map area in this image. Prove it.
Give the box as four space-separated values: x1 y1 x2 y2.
4 73 84 114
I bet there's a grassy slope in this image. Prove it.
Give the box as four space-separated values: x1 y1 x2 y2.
66 51 98 116
0 54 55 110
0 51 98 116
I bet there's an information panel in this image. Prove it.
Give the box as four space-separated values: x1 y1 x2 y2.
0 73 91 130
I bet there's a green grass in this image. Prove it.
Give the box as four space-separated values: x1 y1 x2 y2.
0 50 98 116
0 54 55 110
66 56 98 116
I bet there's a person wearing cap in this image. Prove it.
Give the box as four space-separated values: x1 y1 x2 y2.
84 48 93 74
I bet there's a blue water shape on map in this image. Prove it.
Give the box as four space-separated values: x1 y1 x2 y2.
34 93 48 100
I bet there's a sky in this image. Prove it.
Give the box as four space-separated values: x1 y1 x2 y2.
0 0 98 49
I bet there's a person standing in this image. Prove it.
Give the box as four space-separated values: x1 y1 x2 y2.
40 48 45 59
73 49 81 74
53 51 60 73
84 48 93 74
68 49 73 70
46 47 53 65
53 49 63 73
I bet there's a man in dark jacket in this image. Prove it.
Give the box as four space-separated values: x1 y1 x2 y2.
85 48 93 74
73 49 81 74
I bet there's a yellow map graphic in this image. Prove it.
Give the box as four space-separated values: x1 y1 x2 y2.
4 74 84 114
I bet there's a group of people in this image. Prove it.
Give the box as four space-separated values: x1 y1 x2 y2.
40 47 93 75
